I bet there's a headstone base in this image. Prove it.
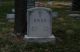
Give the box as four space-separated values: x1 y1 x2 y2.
24 35 56 43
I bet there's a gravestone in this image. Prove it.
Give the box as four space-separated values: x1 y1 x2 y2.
6 9 15 22
24 7 55 43
68 11 80 19
6 14 15 22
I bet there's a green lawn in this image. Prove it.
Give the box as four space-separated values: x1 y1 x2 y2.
0 0 80 52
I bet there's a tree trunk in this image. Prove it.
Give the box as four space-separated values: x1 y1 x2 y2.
72 0 80 11
14 0 27 36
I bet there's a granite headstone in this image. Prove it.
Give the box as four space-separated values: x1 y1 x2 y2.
6 14 15 22
24 7 55 43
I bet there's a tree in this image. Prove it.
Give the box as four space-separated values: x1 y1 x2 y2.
72 0 80 11
14 0 27 36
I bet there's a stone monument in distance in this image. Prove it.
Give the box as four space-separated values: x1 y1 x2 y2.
24 7 55 43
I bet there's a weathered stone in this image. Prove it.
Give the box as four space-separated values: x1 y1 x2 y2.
6 14 15 22
24 7 55 43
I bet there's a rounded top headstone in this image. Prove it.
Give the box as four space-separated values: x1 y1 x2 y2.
27 7 52 12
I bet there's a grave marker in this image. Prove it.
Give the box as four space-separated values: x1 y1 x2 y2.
6 14 15 22
24 7 55 43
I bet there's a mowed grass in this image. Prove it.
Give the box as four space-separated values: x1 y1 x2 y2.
0 1 80 52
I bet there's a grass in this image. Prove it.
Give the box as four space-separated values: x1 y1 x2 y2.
0 0 80 52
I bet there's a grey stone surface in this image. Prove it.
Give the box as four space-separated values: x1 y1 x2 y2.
6 14 15 22
69 14 80 17
68 11 80 19
24 7 55 43
24 35 55 43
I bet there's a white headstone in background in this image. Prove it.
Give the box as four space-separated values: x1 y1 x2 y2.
6 9 15 22
24 7 55 43
6 14 15 22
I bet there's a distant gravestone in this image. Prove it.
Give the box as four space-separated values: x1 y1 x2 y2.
68 11 80 19
6 14 15 22
6 9 15 22
24 7 55 43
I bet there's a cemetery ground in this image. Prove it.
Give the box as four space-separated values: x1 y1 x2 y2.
0 1 80 52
